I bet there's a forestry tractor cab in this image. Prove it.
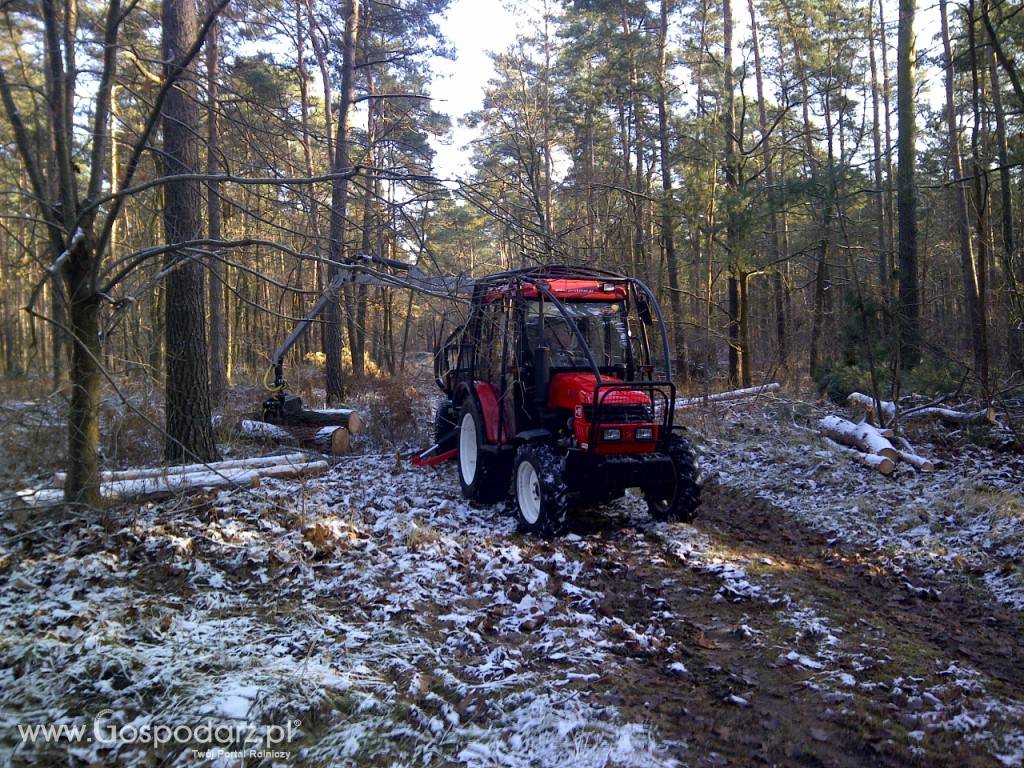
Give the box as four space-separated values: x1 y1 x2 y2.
433 265 702 534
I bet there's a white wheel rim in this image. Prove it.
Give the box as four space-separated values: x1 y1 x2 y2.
459 412 477 484
517 461 542 524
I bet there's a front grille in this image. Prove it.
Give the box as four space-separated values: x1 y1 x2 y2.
582 403 654 423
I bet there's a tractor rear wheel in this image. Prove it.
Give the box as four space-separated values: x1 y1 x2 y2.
514 444 569 536
457 400 508 504
645 433 702 523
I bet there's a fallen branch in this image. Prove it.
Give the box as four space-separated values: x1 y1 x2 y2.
847 392 995 426
676 382 781 409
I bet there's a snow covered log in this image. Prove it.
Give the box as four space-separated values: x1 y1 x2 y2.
313 426 351 455
52 452 311 487
675 383 781 409
292 408 363 434
822 437 896 475
846 392 896 423
819 414 899 461
847 392 995 426
240 419 295 441
895 449 935 471
22 459 329 507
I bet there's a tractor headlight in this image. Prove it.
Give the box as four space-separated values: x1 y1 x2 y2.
601 428 622 441
635 427 654 441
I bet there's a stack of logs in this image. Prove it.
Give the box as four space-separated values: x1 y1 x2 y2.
819 415 935 475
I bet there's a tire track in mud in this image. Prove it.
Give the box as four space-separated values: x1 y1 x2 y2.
544 482 1024 767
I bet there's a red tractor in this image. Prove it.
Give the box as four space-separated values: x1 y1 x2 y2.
433 265 701 534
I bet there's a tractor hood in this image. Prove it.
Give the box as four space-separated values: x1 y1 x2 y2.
547 372 652 410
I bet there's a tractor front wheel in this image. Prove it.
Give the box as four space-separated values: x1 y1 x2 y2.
514 444 569 536
645 433 702 523
457 400 508 504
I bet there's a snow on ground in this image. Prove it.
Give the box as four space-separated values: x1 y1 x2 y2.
697 400 1024 610
0 456 680 766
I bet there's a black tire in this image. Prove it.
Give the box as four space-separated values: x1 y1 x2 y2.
513 443 570 536
434 400 457 452
645 433 702 523
457 399 509 504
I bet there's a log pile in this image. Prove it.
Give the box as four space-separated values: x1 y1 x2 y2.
20 452 329 508
819 414 935 475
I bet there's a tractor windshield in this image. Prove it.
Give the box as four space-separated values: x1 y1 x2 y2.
525 300 630 370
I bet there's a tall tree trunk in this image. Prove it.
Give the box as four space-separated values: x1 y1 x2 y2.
968 0 990 393
747 0 784 371
162 0 217 462
987 36 1022 368
868 0 889 295
940 0 985 383
206 6 227 403
722 0 741 386
657 0 686 375
323 0 360 403
896 0 920 368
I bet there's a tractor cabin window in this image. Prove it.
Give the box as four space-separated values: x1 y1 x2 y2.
524 301 629 370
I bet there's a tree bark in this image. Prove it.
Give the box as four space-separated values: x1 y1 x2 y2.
206 5 227 403
162 0 218 462
323 0 360 403
968 0 990 393
940 0 985 384
722 0 742 387
657 0 686 375
896 0 921 368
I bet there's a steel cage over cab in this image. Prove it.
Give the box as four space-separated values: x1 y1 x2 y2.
434 265 677 454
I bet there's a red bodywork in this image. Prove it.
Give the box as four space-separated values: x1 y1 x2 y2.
549 372 658 455
485 278 628 303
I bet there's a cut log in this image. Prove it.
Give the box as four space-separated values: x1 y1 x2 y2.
240 419 295 441
846 392 897 423
313 426 351 455
21 459 329 507
892 436 936 471
819 414 899 461
822 437 896 475
52 452 312 487
895 449 935 471
290 408 363 433
676 383 781 409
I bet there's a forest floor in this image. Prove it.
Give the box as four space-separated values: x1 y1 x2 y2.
1 378 1023 766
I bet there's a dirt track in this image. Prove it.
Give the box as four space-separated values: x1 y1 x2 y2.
539 482 1024 767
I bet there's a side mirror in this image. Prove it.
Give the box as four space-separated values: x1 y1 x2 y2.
533 346 551 404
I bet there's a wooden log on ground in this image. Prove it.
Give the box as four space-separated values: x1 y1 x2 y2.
52 452 312 487
240 419 295 441
21 459 329 507
847 392 994 426
822 437 896 475
313 426 351 455
819 414 899 461
293 408 363 433
676 383 781 409
893 436 936 471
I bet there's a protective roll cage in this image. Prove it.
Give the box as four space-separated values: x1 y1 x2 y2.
435 265 677 452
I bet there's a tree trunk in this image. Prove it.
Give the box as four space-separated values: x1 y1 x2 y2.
940 0 985 384
722 0 741 386
162 0 217 462
64 286 102 504
658 0 686 375
868 0 890 295
323 0 360 403
206 6 227 403
896 0 921 368
968 0 990 393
